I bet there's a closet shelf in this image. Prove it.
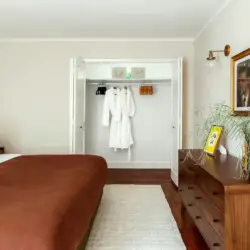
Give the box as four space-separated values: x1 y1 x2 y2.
86 78 171 85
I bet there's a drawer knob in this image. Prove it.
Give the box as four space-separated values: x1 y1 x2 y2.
196 215 202 219
188 203 193 207
213 219 220 223
195 196 202 200
179 189 184 192
212 191 219 196
213 243 220 247
188 186 194 190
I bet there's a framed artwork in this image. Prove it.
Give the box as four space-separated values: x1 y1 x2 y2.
204 125 223 156
112 67 126 79
131 67 146 79
231 48 250 114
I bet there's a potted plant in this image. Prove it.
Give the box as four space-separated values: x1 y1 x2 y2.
188 103 250 179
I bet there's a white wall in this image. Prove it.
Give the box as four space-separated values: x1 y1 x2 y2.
194 0 250 154
0 40 194 154
84 62 174 168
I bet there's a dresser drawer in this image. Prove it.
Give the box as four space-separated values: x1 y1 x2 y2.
179 162 202 186
179 184 225 240
186 199 225 250
179 184 196 207
195 168 225 213
193 188 224 241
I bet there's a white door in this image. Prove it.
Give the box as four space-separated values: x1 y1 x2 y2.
71 58 86 154
171 58 183 186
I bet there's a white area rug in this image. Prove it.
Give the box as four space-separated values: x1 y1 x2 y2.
86 185 185 250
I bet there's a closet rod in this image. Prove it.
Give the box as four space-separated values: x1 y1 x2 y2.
86 78 171 84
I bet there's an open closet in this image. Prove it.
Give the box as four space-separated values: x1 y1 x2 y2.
70 59 183 186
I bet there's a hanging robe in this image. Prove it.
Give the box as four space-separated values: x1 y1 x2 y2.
120 87 135 149
102 87 122 149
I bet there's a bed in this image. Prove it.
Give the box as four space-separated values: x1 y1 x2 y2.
0 154 107 250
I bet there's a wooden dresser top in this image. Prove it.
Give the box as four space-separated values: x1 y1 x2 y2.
179 149 250 186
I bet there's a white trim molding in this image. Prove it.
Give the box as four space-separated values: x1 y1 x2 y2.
194 0 234 41
171 170 179 187
0 37 194 43
69 58 76 154
83 58 179 63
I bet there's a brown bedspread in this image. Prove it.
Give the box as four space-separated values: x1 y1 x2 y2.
0 155 107 250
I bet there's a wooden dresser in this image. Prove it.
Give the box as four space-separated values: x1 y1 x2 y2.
179 149 250 250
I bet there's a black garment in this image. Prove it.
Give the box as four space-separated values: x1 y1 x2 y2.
237 88 250 107
96 86 107 95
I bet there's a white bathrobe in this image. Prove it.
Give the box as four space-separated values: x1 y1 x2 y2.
102 87 135 150
120 87 135 149
102 87 121 148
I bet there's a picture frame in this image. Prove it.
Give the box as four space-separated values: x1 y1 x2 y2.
131 67 146 79
112 67 126 79
204 125 223 156
231 48 250 115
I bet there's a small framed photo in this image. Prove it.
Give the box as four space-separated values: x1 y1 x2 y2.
112 67 126 79
131 67 146 79
204 125 223 156
231 48 250 114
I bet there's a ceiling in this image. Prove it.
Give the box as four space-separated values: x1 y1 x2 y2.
0 0 229 39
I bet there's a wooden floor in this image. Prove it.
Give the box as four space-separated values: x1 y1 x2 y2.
107 169 170 184
107 169 209 250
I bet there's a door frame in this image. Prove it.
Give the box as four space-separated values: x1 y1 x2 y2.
69 58 183 156
69 58 87 154
170 57 183 186
69 58 76 154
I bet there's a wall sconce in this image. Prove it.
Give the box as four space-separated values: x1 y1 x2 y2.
206 45 231 67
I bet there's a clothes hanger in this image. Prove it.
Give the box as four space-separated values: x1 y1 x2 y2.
96 82 107 95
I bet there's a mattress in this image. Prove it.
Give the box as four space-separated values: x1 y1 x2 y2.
0 154 107 250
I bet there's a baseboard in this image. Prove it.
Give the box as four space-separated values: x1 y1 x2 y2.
107 161 171 169
107 169 171 184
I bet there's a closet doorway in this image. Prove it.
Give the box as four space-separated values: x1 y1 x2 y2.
69 59 183 186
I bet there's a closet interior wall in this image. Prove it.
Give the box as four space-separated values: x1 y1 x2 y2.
77 61 177 169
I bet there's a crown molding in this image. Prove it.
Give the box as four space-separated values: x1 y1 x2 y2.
0 37 194 43
194 0 234 41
